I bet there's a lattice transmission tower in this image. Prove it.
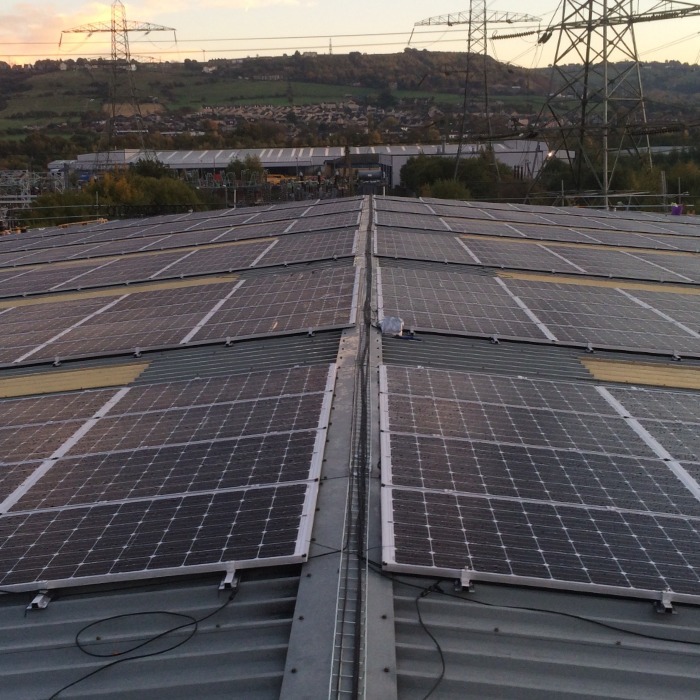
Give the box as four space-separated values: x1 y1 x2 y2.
416 4 540 174
512 0 700 206
61 0 176 158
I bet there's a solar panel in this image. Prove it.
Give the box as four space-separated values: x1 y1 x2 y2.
437 218 700 252
501 277 700 353
375 228 475 264
374 199 434 215
188 266 359 342
2 266 358 364
380 364 700 603
0 363 336 591
377 265 549 340
375 210 449 232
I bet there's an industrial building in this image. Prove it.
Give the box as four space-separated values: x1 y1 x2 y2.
49 141 551 189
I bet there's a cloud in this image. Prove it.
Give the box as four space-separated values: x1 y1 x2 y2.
138 0 302 10
0 2 114 62
0 0 319 63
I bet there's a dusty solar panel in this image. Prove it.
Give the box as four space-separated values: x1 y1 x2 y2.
374 228 474 264
377 265 548 340
2 265 358 364
0 363 336 591
500 277 700 354
380 364 700 603
375 210 450 232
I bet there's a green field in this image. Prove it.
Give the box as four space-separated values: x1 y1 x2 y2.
0 64 466 130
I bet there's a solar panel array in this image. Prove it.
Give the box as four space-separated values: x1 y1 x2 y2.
0 198 362 269
380 364 700 602
378 266 700 354
376 195 700 606
375 196 700 356
0 364 336 590
0 229 358 297
0 197 364 592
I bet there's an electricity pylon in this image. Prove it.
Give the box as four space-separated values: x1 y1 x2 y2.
416 5 540 177
61 0 176 159
500 1 700 207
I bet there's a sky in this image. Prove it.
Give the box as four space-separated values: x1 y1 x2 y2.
2 1 700 68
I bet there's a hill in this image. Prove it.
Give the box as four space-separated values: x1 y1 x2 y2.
0 51 699 163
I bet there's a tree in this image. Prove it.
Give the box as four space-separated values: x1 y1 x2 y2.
19 168 203 227
425 179 471 200
130 158 173 179
226 154 264 180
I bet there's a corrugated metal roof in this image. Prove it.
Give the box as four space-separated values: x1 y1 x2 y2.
0 570 300 700
382 334 595 382
51 141 549 174
392 576 700 700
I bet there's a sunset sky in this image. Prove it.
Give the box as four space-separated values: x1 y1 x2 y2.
1 1 700 68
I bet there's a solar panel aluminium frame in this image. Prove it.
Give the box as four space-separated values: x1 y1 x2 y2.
377 365 700 607
0 363 337 593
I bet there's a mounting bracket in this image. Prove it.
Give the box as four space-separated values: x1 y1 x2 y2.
27 590 53 612
458 569 476 593
655 590 676 614
219 568 238 591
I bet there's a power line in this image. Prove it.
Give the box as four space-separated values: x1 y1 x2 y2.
4 28 474 47
4 37 474 60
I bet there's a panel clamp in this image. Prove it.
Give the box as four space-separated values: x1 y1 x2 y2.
458 569 475 592
219 568 238 591
27 590 53 612
655 590 676 614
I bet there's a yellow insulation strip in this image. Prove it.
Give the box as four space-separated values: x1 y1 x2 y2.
582 357 700 390
0 274 238 309
460 233 699 257
0 362 149 398
498 271 700 295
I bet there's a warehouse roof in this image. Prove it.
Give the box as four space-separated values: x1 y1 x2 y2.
1 195 699 699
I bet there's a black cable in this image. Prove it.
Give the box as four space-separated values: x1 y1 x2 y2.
48 587 238 700
363 557 700 698
363 556 700 647
415 583 447 700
